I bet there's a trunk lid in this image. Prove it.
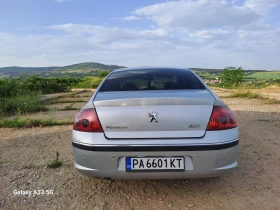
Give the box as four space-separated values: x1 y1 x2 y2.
94 90 214 139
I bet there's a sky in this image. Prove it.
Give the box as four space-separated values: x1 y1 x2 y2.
0 0 280 69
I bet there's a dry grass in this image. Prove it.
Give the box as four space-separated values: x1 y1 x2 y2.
0 118 72 128
59 103 80 111
228 90 265 99
224 89 280 104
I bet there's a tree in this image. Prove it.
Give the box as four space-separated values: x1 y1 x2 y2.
98 70 111 78
220 66 244 88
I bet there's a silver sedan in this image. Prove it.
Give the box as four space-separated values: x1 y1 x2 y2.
72 67 239 179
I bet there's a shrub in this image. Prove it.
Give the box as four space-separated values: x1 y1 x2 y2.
220 67 244 88
18 74 78 94
0 91 48 116
74 76 103 88
0 75 83 115
98 70 111 78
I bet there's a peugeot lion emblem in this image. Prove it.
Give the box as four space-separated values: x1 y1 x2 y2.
149 111 158 123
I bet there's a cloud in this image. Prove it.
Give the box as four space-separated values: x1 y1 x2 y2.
54 0 70 3
122 16 141 21
133 0 260 29
245 0 280 15
190 29 231 40
48 24 170 44
1 0 280 69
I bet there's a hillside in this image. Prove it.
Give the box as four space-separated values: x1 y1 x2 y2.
0 62 125 77
0 62 276 78
0 66 58 77
53 62 125 72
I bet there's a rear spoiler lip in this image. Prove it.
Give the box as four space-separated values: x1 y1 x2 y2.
103 132 207 140
72 139 239 152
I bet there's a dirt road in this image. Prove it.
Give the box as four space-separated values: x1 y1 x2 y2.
0 90 280 210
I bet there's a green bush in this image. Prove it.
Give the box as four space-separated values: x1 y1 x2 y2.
0 73 107 116
0 75 84 116
98 70 110 78
0 92 48 116
0 77 23 98
74 76 103 88
220 66 244 88
18 74 82 94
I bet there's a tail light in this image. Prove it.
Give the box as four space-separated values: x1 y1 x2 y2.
206 106 237 131
73 109 103 132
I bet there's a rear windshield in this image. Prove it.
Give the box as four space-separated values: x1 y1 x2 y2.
99 69 205 92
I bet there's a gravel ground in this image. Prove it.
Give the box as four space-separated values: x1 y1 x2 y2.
0 89 280 210
56 97 90 103
46 102 87 111
41 90 88 102
12 110 79 122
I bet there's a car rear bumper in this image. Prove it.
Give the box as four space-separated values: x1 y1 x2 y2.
72 140 239 179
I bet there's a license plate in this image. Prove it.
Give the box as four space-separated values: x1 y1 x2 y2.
126 157 185 172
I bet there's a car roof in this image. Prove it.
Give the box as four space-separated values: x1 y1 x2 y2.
112 67 191 73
